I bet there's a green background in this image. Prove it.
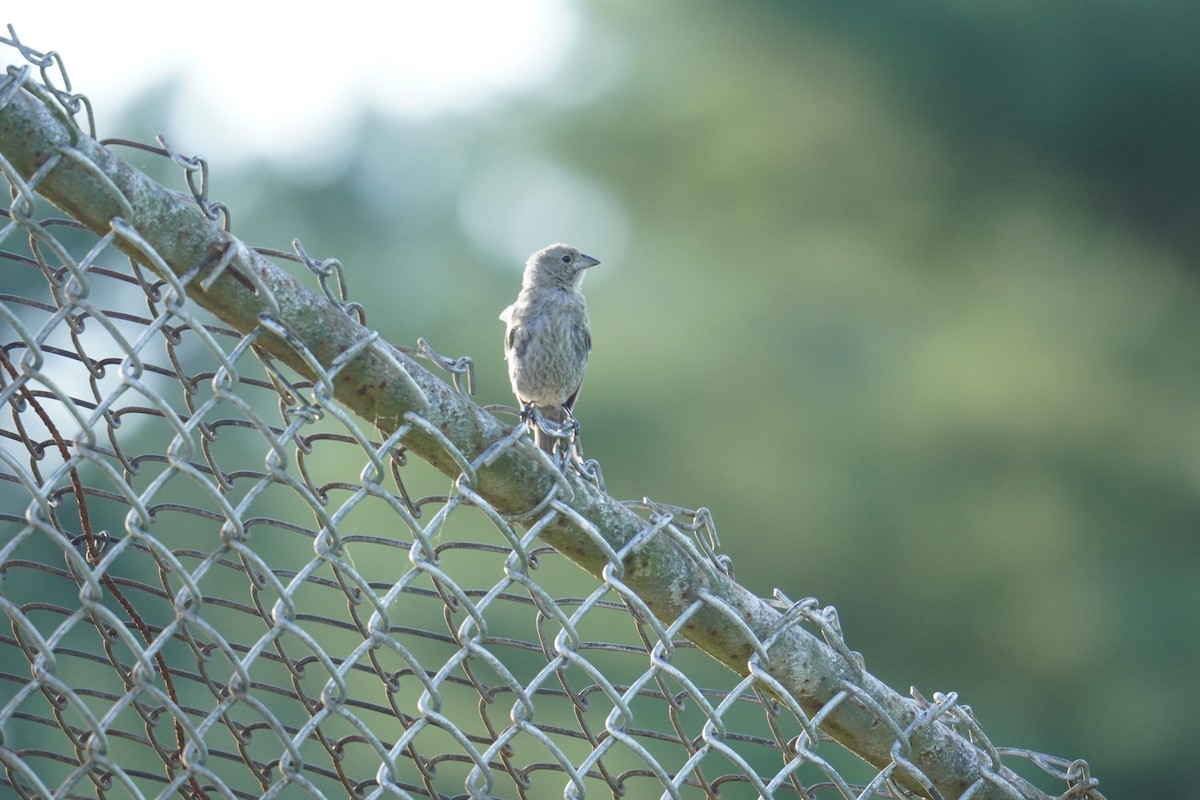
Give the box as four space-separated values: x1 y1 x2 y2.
110 2 1200 796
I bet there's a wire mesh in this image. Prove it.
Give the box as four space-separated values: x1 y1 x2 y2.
0 28 1105 800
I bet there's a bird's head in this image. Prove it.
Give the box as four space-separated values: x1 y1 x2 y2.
523 243 601 289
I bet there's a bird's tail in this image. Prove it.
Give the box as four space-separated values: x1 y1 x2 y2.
532 404 570 455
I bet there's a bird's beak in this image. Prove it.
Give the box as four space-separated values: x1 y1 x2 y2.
578 253 601 269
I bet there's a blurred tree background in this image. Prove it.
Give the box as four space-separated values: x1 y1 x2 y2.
87 0 1200 795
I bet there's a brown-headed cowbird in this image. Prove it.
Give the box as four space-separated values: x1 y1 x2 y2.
500 243 601 455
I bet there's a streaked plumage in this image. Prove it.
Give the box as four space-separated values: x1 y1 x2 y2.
500 243 600 454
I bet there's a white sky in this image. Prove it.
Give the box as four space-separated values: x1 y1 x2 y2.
4 2 628 267
4 1 578 163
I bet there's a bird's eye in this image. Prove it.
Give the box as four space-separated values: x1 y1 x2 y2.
561 254 572 264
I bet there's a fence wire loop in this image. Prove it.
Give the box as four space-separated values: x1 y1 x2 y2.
0 30 1107 800
415 336 475 398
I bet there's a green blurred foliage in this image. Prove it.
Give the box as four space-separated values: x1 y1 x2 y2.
105 1 1199 795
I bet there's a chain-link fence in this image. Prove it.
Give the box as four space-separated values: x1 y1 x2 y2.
0 28 1104 800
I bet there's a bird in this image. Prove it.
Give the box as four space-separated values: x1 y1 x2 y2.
500 243 601 456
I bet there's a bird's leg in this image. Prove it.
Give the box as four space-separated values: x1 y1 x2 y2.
560 404 583 458
518 401 536 423
561 404 580 437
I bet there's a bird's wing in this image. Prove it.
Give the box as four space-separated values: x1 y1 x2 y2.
500 304 517 359
563 384 583 413
505 319 534 360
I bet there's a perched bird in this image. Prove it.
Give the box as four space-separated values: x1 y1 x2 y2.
500 243 601 455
